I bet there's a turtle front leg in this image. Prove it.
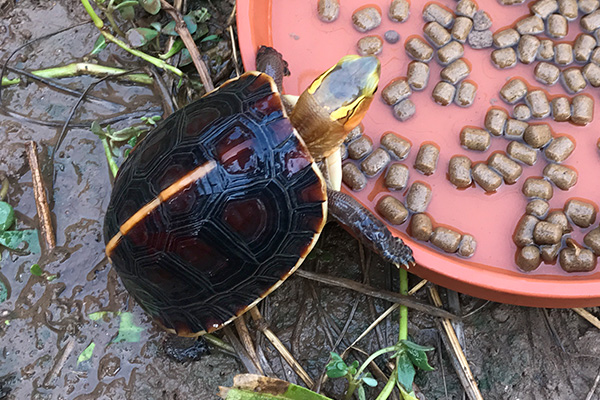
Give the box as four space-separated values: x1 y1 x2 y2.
326 189 415 268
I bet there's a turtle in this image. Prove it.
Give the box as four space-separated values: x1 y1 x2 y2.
103 48 414 339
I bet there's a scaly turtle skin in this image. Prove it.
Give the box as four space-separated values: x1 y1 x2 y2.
104 53 413 337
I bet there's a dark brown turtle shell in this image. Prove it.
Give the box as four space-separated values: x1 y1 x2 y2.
104 72 327 336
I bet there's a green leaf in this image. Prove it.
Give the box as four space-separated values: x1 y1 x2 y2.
0 230 40 253
91 121 104 136
30 264 43 276
188 8 210 23
326 353 348 379
150 22 162 32
77 342 95 365
401 340 435 352
88 311 110 321
139 0 160 14
183 15 197 34
162 21 178 36
46 274 58 281
362 376 378 387
114 0 139 10
405 346 434 372
200 34 219 42
118 5 135 21
0 201 15 231
113 312 144 343
396 351 416 393
127 28 159 48
357 385 366 400
90 35 108 55
0 280 7 303
178 48 192 67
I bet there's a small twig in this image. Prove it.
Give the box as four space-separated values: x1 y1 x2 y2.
26 141 56 252
585 366 600 400
295 269 458 320
234 316 264 375
228 25 241 78
222 325 262 375
248 307 314 387
43 337 75 386
573 308 600 330
541 308 566 353
203 333 235 354
447 289 465 351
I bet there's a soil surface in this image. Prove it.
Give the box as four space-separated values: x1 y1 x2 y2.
1 0 600 399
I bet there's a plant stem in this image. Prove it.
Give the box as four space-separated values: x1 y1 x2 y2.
101 137 119 178
80 0 104 29
375 369 397 400
344 376 358 400
355 345 398 379
399 268 408 341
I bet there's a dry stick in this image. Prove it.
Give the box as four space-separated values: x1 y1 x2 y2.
222 325 262 375
234 316 264 375
43 337 75 386
159 0 214 92
26 141 56 252
429 286 483 400
585 367 600 400
295 269 457 320
573 308 600 330
229 25 241 78
248 307 315 387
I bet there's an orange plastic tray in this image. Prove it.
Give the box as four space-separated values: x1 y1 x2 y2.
237 0 600 307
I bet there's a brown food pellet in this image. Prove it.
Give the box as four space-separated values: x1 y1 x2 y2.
407 61 430 90
525 90 551 118
574 34 596 62
361 147 391 176
541 243 561 263
534 221 563 244
472 10 492 30
507 141 538 166
423 3 454 28
560 246 597 272
347 136 373 160
491 48 517 68
581 10 600 31
437 41 464 65
393 99 417 121
517 35 541 64
405 37 434 62
547 13 568 38
385 163 410 190
564 199 597 227
584 227 600 255
493 28 520 48
460 127 490 151
522 177 553 199
534 62 561 85
591 47 600 63
551 96 572 121
410 213 433 241
513 104 532 120
448 155 473 188
515 15 545 35
544 136 575 162
456 0 478 18
517 245 542 271
487 152 523 184
345 124 364 143
451 16 473 43
500 0 526 4
562 67 587 93
500 78 528 104
467 30 493 49
414 143 440 175
377 195 409 225
458 234 477 257
571 94 594 125
547 210 573 234
485 108 508 136
472 163 503 192
526 199 550 218
583 62 600 86
381 132 411 160
537 39 555 61
543 163 578 190
558 0 579 20
352 7 382 32
357 35 384 56
579 0 600 14
554 43 574 65
514 215 539 246
531 0 559 19
440 58 470 84
382 78 412 105
504 119 529 140
318 0 340 22
406 181 433 213
424 21 451 48
455 80 477 107
524 124 553 148
342 162 367 191
431 226 462 253
432 81 457 105
389 0 410 22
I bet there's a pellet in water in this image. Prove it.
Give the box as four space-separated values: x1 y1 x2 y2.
317 0 340 22
558 0 578 20
547 13 568 38
451 16 473 43
513 104 532 120
377 196 409 225
357 36 383 56
405 37 434 62
531 0 559 19
579 0 600 14
525 90 551 118
584 227 600 255
458 234 477 257
431 227 462 253
543 163 578 190
414 143 440 175
389 0 410 22
437 41 464 65
467 30 493 49
485 108 508 136
456 0 478 18
554 43 574 65
515 15 545 35
406 181 433 213
488 152 523 184
410 213 433 241
424 21 451 48
547 210 573 234
560 244 597 272
382 77 411 105
360 147 390 176
342 162 367 191
537 39 555 61
564 199 597 227
500 78 528 104
534 221 563 244
505 119 529 140
381 132 411 160
574 34 596 62
534 61 561 85
346 124 364 143
522 177 553 199
472 163 503 192
517 35 541 64
491 48 517 68
526 199 550 218
455 80 477 107
407 61 430 90
393 99 416 121
423 3 454 28
561 67 587 93
571 94 594 125
514 214 539 246
541 243 561 263
460 127 490 151
384 30 401 44
472 10 492 30
517 245 542 271
440 58 470 84
544 136 575 162
353 7 382 32
551 96 572 121
583 62 600 86
385 163 410 190
581 10 600 31
448 155 473 188
591 47 600 63
432 81 456 105
347 136 373 160
493 28 520 48
523 123 552 148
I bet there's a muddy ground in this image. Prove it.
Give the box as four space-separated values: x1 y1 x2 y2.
1 0 600 399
